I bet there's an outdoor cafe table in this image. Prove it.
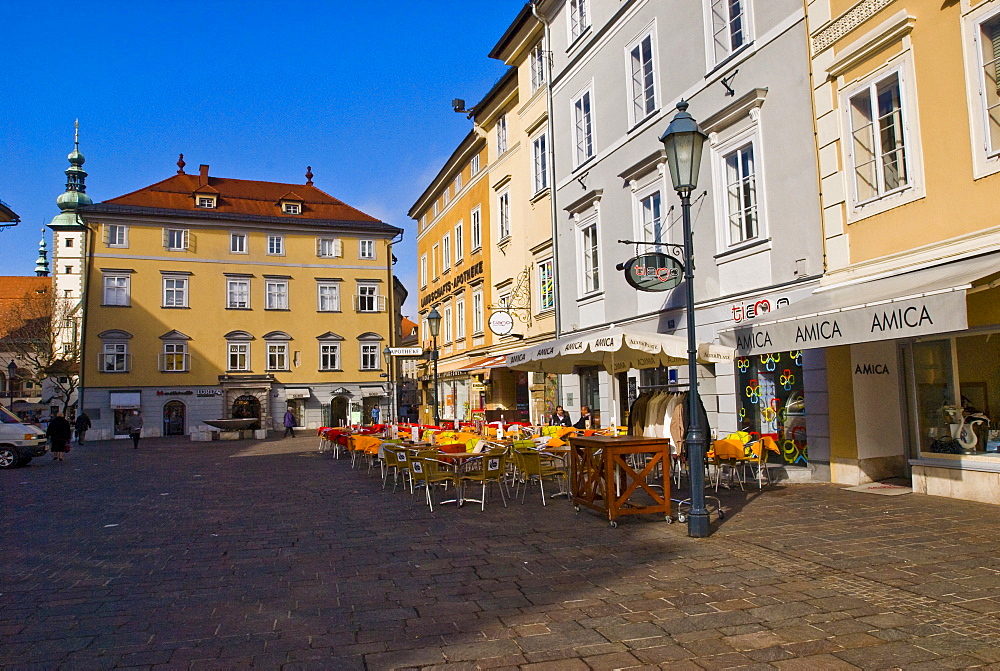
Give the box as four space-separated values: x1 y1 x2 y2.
431 450 483 507
568 435 671 527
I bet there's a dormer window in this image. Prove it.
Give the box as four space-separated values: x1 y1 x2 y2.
196 196 216 209
278 191 305 215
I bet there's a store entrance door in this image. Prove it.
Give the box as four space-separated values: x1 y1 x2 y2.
330 396 349 427
163 400 185 436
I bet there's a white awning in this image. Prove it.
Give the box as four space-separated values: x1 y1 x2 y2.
109 392 141 409
284 388 311 399
504 328 733 375
719 252 1000 356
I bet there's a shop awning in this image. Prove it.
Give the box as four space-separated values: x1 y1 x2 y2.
284 388 310 399
503 328 734 375
719 252 1000 356
456 354 508 372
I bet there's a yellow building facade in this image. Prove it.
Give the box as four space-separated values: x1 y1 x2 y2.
78 164 402 439
800 0 1000 500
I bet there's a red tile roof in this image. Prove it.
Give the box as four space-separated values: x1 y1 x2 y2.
100 171 380 223
0 277 51 340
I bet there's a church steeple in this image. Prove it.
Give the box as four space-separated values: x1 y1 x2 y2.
35 229 50 277
50 121 92 230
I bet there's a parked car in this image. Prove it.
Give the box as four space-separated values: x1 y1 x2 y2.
0 405 48 468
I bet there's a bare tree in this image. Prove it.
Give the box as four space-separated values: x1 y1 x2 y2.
0 287 80 413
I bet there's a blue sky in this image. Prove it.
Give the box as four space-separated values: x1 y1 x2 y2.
0 0 525 315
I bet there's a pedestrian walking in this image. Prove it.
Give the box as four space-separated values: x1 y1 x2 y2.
74 412 92 444
283 407 296 438
46 412 72 462
126 410 143 449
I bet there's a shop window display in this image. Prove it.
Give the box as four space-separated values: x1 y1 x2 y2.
736 351 807 465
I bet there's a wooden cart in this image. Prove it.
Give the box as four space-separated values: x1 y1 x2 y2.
568 435 671 527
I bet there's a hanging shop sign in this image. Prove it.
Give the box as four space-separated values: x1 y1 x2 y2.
621 253 683 292
488 310 515 336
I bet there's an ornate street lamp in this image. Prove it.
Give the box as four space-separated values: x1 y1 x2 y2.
426 307 442 426
660 100 710 538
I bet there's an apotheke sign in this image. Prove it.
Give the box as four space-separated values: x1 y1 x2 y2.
420 261 484 307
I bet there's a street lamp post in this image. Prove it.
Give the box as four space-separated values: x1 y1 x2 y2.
382 346 394 424
660 100 710 538
7 360 16 410
426 307 442 426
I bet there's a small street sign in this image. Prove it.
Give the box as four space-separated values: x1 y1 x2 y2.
388 347 423 356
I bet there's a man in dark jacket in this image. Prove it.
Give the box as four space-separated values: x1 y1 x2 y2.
74 412 92 444
574 406 593 430
550 406 573 426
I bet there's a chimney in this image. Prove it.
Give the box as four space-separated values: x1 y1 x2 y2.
199 164 209 186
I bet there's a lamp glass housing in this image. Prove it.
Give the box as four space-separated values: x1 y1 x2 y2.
427 308 442 338
660 101 707 193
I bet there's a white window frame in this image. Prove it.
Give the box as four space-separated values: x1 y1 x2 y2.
319 343 341 371
267 235 284 256
317 238 343 258
164 228 189 251
532 131 549 193
626 28 659 126
471 206 482 251
841 58 923 221
105 224 128 248
537 258 555 312
359 239 376 260
454 172 463 192
162 275 189 308
266 342 290 371
498 190 511 241
196 196 216 209
455 298 466 340
568 0 591 43
454 221 464 263
230 232 248 254
160 341 189 372
705 0 752 67
282 202 301 215
472 290 484 335
471 154 480 176
572 84 595 167
965 5 1000 178
721 141 760 247
633 181 666 254
420 254 428 288
227 278 250 309
530 41 547 92
317 282 341 312
431 244 439 279
360 343 380 371
102 274 130 307
578 216 601 297
443 304 453 344
710 123 769 252
356 284 381 313
228 342 250 372
497 114 508 155
265 280 289 310
442 233 451 269
101 341 130 373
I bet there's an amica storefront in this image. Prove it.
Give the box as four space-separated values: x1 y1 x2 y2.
724 252 1000 504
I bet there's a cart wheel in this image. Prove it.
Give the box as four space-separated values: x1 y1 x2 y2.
677 513 687 523
665 515 673 524
718 510 725 519
609 520 617 528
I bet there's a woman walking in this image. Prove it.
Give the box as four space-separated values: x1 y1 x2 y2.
283 407 296 438
46 412 72 462
127 410 143 449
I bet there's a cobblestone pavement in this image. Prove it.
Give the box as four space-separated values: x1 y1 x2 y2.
4 435 1000 670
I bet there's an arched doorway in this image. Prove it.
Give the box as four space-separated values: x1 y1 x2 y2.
330 396 349 427
163 400 186 436
232 394 261 429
